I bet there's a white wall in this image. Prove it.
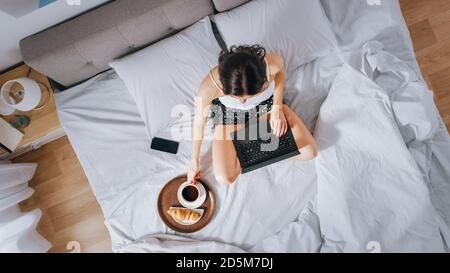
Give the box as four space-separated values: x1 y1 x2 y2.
0 0 39 18
0 0 111 71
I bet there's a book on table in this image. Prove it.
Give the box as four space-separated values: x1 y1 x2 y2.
0 117 24 153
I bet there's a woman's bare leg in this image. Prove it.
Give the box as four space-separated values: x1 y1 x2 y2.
280 105 318 160
212 124 243 186
260 105 317 160
211 105 317 186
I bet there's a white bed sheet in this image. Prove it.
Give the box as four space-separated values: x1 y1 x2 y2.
56 68 321 251
321 0 450 239
55 0 450 252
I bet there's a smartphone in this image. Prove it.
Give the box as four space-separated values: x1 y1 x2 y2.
151 137 179 154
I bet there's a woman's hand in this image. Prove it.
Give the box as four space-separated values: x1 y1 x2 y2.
270 106 288 137
187 160 202 184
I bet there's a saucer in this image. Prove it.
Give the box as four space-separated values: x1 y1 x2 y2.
177 181 207 209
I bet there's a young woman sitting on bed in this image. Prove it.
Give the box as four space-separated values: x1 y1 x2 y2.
188 45 318 186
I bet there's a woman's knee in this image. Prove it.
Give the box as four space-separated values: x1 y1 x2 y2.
281 104 296 123
214 171 239 186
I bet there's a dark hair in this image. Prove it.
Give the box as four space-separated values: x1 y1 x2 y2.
218 45 267 96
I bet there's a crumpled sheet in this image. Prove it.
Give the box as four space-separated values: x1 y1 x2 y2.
316 63 445 252
120 42 450 253
352 41 450 248
118 234 246 253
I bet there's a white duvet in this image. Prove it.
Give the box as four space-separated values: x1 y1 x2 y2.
55 1 450 252
316 64 444 252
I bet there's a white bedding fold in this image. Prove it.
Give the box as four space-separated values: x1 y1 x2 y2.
315 64 444 252
118 234 246 253
352 41 450 247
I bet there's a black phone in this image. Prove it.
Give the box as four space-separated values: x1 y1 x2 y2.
151 137 179 154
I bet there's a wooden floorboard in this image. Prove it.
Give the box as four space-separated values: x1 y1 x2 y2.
401 0 450 130
11 1 450 253
13 136 112 253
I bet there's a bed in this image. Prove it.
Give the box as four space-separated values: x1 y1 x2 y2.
20 0 450 252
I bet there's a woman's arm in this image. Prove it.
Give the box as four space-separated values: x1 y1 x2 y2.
189 76 218 183
269 53 285 109
267 53 288 137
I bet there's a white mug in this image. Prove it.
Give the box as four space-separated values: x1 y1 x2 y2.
177 182 207 209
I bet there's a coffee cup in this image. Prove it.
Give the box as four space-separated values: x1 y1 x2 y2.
177 181 207 209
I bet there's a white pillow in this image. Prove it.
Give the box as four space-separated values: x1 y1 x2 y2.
110 17 220 136
213 0 337 72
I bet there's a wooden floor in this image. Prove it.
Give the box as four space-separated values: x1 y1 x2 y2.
13 137 112 253
400 0 450 130
12 0 450 253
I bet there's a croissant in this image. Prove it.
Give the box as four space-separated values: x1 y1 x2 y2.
168 207 202 223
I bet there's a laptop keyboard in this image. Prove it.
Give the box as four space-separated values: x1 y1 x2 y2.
232 121 300 173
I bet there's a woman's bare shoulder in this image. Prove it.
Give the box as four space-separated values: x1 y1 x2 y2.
266 52 284 75
198 66 222 101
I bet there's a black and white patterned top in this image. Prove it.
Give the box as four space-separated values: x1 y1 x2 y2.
210 95 274 125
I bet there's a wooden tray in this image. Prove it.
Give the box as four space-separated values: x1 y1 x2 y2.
157 176 215 233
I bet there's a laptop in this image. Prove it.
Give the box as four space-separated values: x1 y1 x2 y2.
231 120 300 174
